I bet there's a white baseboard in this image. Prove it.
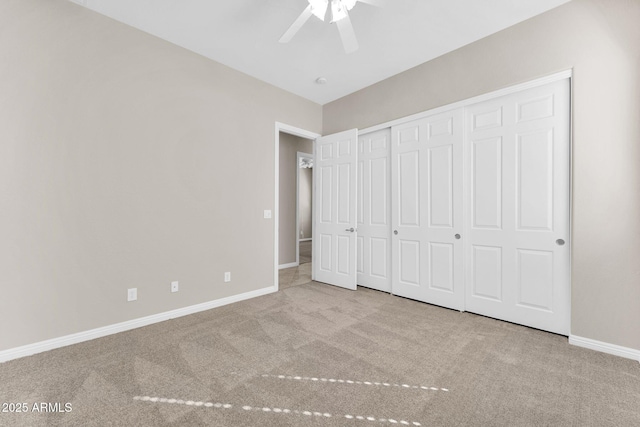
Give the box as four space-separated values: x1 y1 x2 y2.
279 262 299 270
569 335 640 363
0 286 277 364
299 238 312 242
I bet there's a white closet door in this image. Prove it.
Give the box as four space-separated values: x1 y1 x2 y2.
391 110 464 310
357 129 391 292
314 129 358 290
465 79 571 335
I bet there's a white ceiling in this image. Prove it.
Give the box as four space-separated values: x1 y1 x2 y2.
74 0 570 105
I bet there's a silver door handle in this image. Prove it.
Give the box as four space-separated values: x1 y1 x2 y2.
455 234 461 240
345 228 355 232
393 230 398 235
556 239 565 246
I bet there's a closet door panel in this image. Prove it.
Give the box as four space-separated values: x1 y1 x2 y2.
398 150 420 227
428 145 453 228
391 111 464 310
357 129 391 292
314 129 358 290
465 78 571 335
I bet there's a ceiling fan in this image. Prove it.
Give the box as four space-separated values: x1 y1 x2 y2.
279 0 383 54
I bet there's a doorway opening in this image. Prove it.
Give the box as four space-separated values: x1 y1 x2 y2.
274 123 320 291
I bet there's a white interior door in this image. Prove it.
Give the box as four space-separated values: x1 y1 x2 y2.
465 79 571 335
313 129 358 290
391 110 464 310
357 129 391 292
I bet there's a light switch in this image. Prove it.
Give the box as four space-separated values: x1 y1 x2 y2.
263 210 272 219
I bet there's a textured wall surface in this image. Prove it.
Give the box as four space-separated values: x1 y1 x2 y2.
0 0 321 351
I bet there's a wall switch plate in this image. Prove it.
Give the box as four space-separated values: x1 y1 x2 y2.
171 281 179 293
263 210 272 219
224 272 231 282
127 288 137 302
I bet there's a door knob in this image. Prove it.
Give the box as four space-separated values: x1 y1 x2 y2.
393 230 398 235
455 234 461 239
345 227 355 232
556 239 565 246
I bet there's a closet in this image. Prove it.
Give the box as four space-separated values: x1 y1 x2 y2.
315 75 571 335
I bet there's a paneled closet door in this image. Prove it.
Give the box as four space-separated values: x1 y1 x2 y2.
391 110 464 311
357 129 391 292
314 129 359 290
465 79 571 335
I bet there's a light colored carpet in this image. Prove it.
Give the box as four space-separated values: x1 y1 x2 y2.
0 269 638 426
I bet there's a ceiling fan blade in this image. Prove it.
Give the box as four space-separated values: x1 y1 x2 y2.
357 0 385 7
279 5 313 43
336 14 359 53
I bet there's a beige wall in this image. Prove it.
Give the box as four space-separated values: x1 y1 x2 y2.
0 0 321 352
324 0 640 352
298 167 313 240
278 133 313 265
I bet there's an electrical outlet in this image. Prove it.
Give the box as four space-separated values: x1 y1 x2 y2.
263 210 272 219
127 288 137 302
224 272 231 282
171 281 179 293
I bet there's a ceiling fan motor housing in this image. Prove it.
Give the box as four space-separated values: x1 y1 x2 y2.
309 0 357 23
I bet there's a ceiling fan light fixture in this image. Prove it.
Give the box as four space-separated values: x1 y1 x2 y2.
282 0 374 53
309 0 329 21
330 0 348 23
